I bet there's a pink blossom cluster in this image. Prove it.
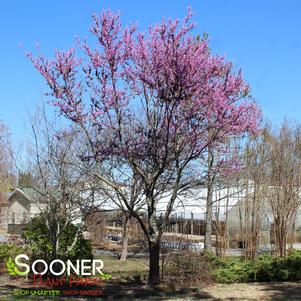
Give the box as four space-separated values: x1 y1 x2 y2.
28 8 261 165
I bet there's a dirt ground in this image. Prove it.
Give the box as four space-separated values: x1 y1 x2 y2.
203 282 301 300
99 282 301 300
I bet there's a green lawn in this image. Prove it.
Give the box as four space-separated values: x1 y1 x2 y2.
99 256 149 280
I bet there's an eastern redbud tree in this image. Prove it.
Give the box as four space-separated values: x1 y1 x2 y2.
28 8 261 284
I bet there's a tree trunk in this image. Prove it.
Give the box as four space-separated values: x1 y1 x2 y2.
274 217 287 257
51 223 59 260
50 222 61 275
120 213 130 261
204 183 213 252
204 148 214 253
148 239 160 285
279 222 287 257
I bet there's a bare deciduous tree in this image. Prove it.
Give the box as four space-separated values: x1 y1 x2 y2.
267 122 301 257
25 109 89 260
0 121 14 232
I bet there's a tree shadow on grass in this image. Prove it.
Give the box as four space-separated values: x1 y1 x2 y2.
99 282 214 300
0 283 215 301
259 282 301 301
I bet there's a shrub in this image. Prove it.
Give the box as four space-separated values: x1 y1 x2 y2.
0 243 30 275
163 251 213 286
286 250 301 280
250 254 272 281
22 215 93 263
212 250 301 283
212 257 255 283
0 243 29 261
162 250 301 285
254 253 297 282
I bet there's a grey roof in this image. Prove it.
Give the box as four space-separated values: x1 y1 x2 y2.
7 187 37 203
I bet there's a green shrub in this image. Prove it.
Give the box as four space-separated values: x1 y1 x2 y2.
22 215 93 263
0 243 30 275
162 250 301 285
286 250 301 280
212 250 301 283
0 244 29 261
212 257 255 283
